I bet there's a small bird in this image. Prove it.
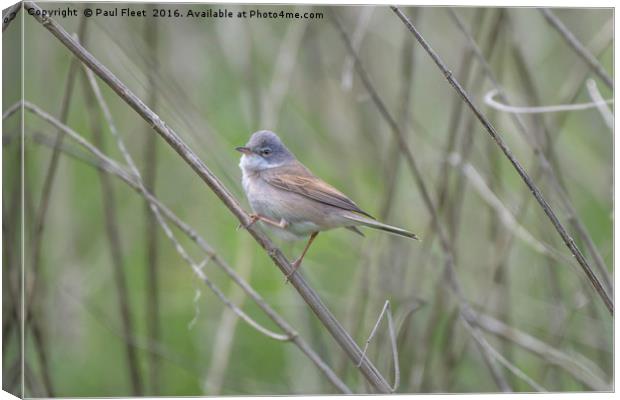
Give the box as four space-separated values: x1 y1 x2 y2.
237 130 418 281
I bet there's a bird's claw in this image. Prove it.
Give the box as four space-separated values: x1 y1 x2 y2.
238 213 260 230
247 213 260 227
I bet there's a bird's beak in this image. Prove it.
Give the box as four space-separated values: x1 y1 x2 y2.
235 146 252 155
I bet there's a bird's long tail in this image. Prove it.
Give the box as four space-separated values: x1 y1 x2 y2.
343 214 419 240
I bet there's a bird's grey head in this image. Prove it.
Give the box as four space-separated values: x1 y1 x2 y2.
236 130 295 172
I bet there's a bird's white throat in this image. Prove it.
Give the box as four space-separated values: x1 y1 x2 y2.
239 154 283 173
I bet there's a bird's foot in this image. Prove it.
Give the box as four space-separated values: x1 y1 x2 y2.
243 213 289 230
246 213 261 228
284 258 302 284
284 232 317 284
237 213 261 230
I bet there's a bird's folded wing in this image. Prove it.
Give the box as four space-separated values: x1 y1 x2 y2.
263 168 375 219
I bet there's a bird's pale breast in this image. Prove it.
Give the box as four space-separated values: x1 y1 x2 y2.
242 170 350 240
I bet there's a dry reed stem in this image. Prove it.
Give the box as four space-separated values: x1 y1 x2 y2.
357 300 400 392
23 18 88 396
447 153 578 267
340 7 374 91
539 8 613 89
81 64 144 394
142 8 162 393
435 8 488 215
475 313 610 390
483 88 613 114
68 291 199 378
390 6 419 283
204 234 254 394
531 15 613 130
2 135 23 359
442 10 505 252
262 17 308 129
585 79 613 130
459 316 546 391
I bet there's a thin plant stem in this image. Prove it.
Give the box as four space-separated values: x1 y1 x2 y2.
447 154 577 267
26 17 86 309
67 291 199 379
585 79 613 130
459 316 547 392
357 300 400 392
475 313 610 390
340 7 374 91
553 19 613 127
2 136 23 362
29 321 54 396
142 9 161 394
539 8 612 89
442 10 505 251
81 67 144 395
334 243 371 379
261 18 308 129
24 16 87 397
203 234 254 395
389 6 419 287
2 101 21 120
436 8 488 214
483 88 613 114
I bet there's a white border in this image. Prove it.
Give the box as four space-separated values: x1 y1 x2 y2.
0 1 615 400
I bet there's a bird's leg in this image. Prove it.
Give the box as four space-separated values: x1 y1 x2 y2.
241 213 289 230
285 232 318 283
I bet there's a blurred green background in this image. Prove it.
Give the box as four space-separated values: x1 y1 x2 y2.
2 2 613 396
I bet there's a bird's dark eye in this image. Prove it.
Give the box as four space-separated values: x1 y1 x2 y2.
260 148 272 157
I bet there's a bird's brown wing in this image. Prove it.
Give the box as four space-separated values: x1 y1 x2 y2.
262 164 375 219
